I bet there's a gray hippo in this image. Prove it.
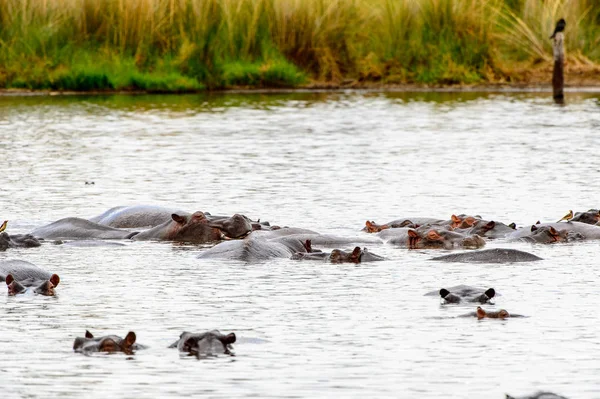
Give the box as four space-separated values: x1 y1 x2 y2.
506 392 568 399
430 248 542 263
456 220 517 239
388 228 485 249
89 205 188 228
31 218 138 240
204 214 253 239
292 246 385 263
425 285 496 304
0 260 60 296
73 330 142 355
508 221 600 242
169 330 236 357
572 209 600 225
197 234 310 261
0 232 42 251
132 211 228 243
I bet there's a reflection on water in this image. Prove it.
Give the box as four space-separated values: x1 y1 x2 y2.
1 91 600 398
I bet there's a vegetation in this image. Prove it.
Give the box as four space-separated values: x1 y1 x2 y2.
0 0 597 91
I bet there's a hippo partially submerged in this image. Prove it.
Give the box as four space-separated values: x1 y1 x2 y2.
132 211 232 243
0 260 60 296
31 218 138 240
292 246 385 263
0 232 41 251
430 248 542 263
73 330 142 355
425 285 496 304
460 306 524 319
505 392 568 399
169 330 236 357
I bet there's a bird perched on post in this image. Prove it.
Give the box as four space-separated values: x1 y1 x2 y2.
550 18 566 39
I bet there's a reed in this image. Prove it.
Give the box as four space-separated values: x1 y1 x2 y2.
0 0 597 91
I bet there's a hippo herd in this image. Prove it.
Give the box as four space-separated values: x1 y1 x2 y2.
1 205 589 395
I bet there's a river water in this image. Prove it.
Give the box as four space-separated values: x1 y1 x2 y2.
1 91 600 398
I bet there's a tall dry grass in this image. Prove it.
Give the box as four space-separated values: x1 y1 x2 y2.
0 0 597 90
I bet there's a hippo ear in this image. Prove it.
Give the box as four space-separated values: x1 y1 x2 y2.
451 214 461 223
303 240 312 253
535 220 540 224
549 227 559 235
439 288 450 298
407 229 419 238
530 225 538 232
222 333 236 345
476 306 486 319
5 274 14 285
50 274 60 287
124 331 136 347
485 221 496 230
351 247 362 260
508 222 516 229
365 221 376 232
171 214 187 224
485 288 495 298
427 230 442 240
85 330 94 339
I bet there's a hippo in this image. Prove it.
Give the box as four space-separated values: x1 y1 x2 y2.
460 306 524 319
31 218 138 240
508 221 600 242
430 248 542 263
505 392 568 399
571 209 600 225
131 212 224 243
509 224 585 244
0 260 60 296
73 330 142 355
388 228 485 249
425 285 496 304
89 205 189 228
363 217 445 232
197 234 311 261
457 220 517 239
169 330 236 357
0 232 42 251
292 246 385 263
205 214 253 239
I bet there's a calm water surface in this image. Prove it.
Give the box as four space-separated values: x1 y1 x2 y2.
1 91 600 398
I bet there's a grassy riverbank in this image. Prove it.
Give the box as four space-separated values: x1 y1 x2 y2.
0 0 598 91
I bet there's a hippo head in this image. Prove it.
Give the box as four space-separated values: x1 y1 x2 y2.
473 288 496 304
330 247 362 263
460 234 486 249
476 306 509 319
451 214 479 229
210 214 253 239
390 220 417 229
439 289 462 304
177 330 236 357
5 274 60 296
364 221 388 233
529 225 563 243
407 229 443 249
168 212 223 243
572 210 600 224
74 331 137 354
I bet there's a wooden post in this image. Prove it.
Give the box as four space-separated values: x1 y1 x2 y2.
552 31 564 101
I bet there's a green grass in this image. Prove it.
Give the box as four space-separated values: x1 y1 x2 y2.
0 0 597 91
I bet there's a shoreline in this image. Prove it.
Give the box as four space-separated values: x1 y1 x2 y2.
2 83 600 97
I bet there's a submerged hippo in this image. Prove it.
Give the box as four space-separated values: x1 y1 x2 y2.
457 220 517 239
505 392 568 399
132 212 224 243
389 229 485 249
73 330 142 355
0 232 42 251
508 221 600 242
572 209 600 225
169 330 236 357
292 246 385 263
460 306 524 319
205 214 253 239
197 234 310 261
89 205 188 228
430 248 542 263
425 285 496 304
31 218 138 240
0 260 60 296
